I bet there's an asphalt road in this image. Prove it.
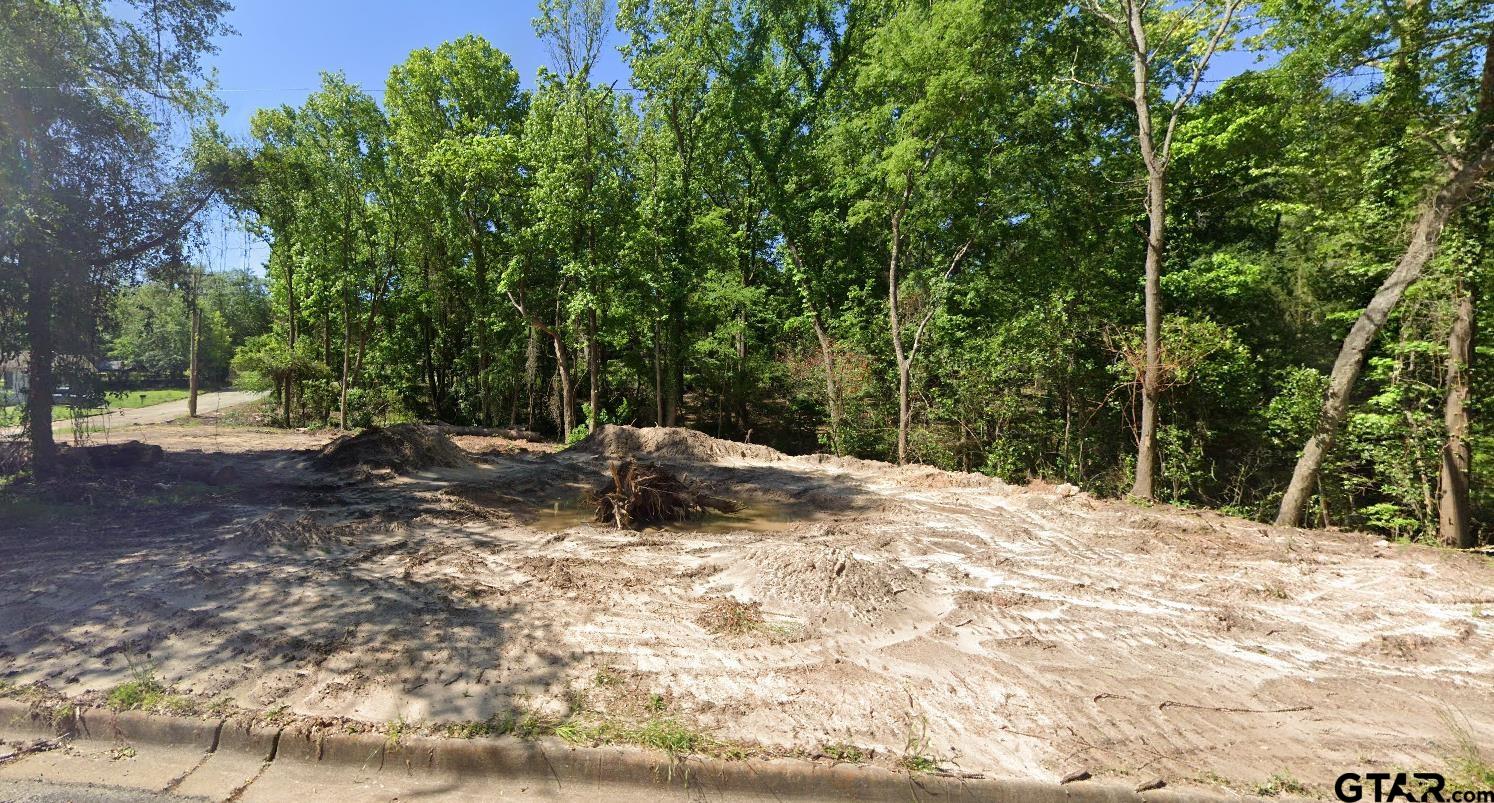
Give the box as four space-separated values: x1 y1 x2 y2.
0 778 198 802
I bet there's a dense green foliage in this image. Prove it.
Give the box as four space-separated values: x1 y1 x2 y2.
220 0 1493 542
1 0 232 468
106 270 270 386
3 0 1475 542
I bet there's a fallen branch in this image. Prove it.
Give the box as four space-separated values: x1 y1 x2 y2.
0 737 65 766
1158 701 1312 714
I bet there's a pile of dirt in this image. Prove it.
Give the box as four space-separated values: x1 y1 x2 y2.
734 543 919 622
590 460 741 529
311 424 473 473
58 441 164 470
576 424 786 463
435 424 546 443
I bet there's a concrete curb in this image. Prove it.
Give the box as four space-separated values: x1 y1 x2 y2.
0 701 1274 801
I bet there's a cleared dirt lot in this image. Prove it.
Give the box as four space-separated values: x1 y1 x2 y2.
2 413 1491 797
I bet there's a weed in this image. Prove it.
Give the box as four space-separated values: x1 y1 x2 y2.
1260 580 1291 600
445 718 509 739
106 663 166 711
696 597 765 636
1256 771 1311 797
1439 710 1494 788
50 703 76 726
900 714 939 773
636 718 705 754
900 753 939 773
1196 771 1239 791
647 692 667 714
563 685 589 714
385 716 407 748
262 704 291 725
762 622 807 643
593 667 622 688
821 742 867 763
158 695 195 715
554 713 712 757
514 710 550 740
109 745 138 760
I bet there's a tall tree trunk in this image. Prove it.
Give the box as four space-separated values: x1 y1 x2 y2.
587 306 599 432
665 297 684 426
339 287 351 430
526 326 539 431
187 278 201 418
1126 12 1165 501
1131 167 1165 499
24 252 57 475
1439 267 1477 548
810 311 843 456
281 376 292 428
785 241 842 455
282 233 297 349
553 332 575 437
888 208 911 465
653 319 664 427
471 225 492 425
1276 148 1494 525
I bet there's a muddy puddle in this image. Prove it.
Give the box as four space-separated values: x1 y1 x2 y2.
528 497 811 534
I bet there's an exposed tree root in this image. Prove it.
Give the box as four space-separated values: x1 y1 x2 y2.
590 460 741 530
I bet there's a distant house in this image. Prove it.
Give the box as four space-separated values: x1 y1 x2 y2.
0 354 134 405
1 353 26 404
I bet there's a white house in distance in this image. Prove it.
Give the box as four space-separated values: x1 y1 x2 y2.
0 352 26 405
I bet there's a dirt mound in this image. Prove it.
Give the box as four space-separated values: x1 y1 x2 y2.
575 424 786 463
734 543 919 621
58 441 164 470
312 424 473 473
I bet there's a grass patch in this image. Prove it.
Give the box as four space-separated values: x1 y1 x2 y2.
555 713 716 757
106 664 167 711
385 716 408 747
899 715 940 773
0 389 193 428
1255 771 1311 797
1441 710 1494 788
444 717 515 739
899 753 939 773
50 702 77 726
821 742 868 763
696 597 765 636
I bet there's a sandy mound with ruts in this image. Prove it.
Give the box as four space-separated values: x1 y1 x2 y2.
575 424 787 463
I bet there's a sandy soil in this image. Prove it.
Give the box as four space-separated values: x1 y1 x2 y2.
2 415 1491 796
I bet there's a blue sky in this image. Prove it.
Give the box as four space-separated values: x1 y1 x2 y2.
209 1 631 137
196 1 631 272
